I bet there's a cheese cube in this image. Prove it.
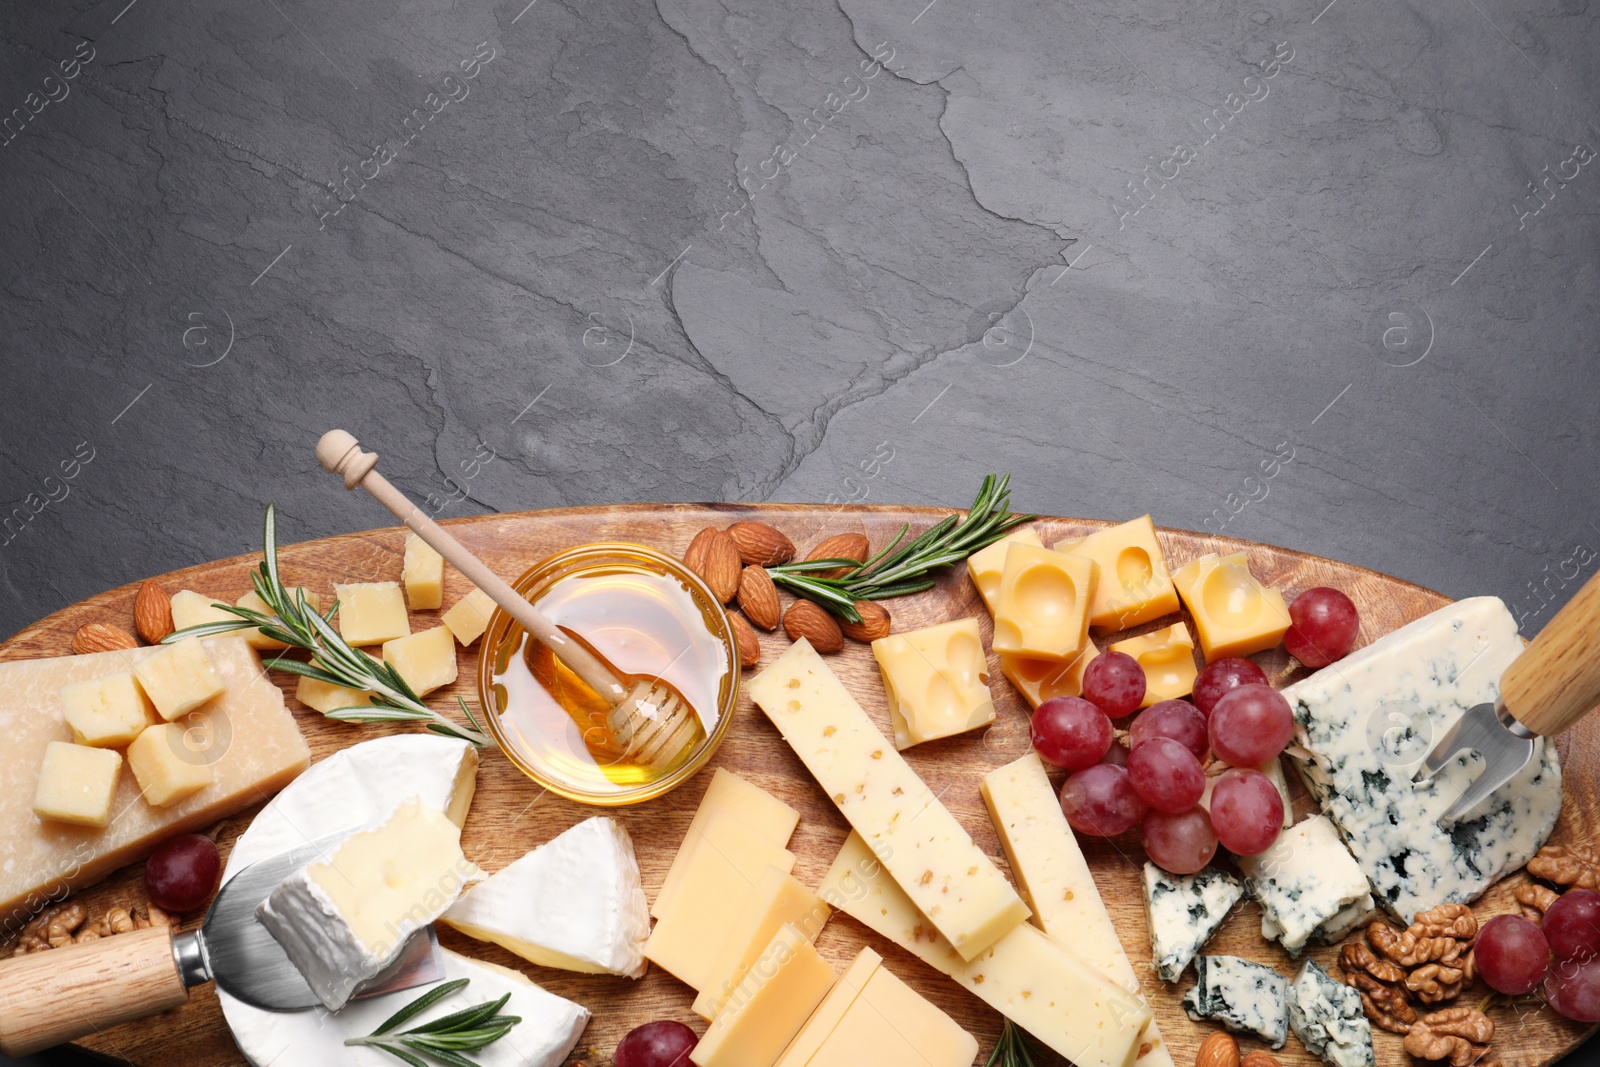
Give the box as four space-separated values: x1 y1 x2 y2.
441 588 496 646
1108 624 1199 707
1054 516 1181 632
170 589 236 633
127 723 215 807
236 588 319 651
803 957 980 1067
992 542 1097 661
1171 552 1289 661
335 582 411 646
999 641 1097 710
750 642 1029 961
133 637 226 720
58 672 159 747
692 865 830 1019
32 742 122 827
294 674 375 714
967 528 1042 613
402 533 445 610
382 626 458 697
690 924 836 1067
871 618 995 749
653 768 799 920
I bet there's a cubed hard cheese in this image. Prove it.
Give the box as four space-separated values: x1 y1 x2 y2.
383 626 458 697
403 533 445 610
170 589 238 634
820 832 1153 1067
1171 552 1289 662
1054 516 1180 632
652 768 799 920
32 742 122 828
235 588 319 651
294 673 375 715
1108 624 1198 707
126 723 215 807
690 924 835 1067
57 672 158 747
871 618 994 749
335 582 411 646
749 641 1028 961
133 636 226 720
999 642 1096 709
442 588 497 647
967 527 1042 613
692 865 829 1019
992 542 1097 661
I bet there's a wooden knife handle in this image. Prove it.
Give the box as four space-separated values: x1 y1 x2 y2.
1503 569 1600 736
0 925 189 1056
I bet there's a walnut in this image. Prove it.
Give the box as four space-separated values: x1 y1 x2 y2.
1528 844 1600 890
1411 903 1478 941
1341 941 1407 985
10 902 89 954
1368 914 1472 968
1403 1007 1494 1067
1406 961 1470 1004
1516 883 1560 919
1345 970 1416 1033
73 914 111 944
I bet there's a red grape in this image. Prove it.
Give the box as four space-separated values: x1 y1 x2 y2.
1284 587 1360 668
1127 737 1206 814
1547 956 1600 1022
1544 889 1600 961
1082 650 1146 719
1474 914 1549 995
1031 697 1113 771
1208 770 1283 856
1209 684 1295 767
1129 699 1208 761
615 1020 697 1067
145 834 221 913
1142 808 1218 874
1192 657 1269 718
1099 741 1129 767
1060 764 1147 837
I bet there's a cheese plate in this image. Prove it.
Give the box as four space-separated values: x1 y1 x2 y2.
2 503 1597 1067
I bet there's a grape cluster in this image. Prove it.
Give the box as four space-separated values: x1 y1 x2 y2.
1472 889 1600 1021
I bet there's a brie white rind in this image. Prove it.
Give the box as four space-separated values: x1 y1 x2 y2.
258 796 484 1011
1141 864 1244 983
443 816 650 978
1237 815 1373 956
1284 596 1562 923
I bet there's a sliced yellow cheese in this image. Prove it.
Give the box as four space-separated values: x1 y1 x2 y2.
774 948 883 1067
690 924 836 1067
805 956 979 1067
999 640 1097 710
441 588 497 647
1108 624 1198 707
871 618 994 749
692 865 830 1020
403 533 446 610
981 753 1174 1067
1170 552 1289 662
32 742 121 827
127 723 215 807
820 831 1152 1067
133 636 226 720
967 527 1042 613
1054 516 1180 631
992 542 1097 661
653 768 800 920
57 672 158 747
749 641 1028 961
383 626 458 697
334 582 410 646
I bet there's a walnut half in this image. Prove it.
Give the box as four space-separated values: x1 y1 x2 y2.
1516 883 1560 920
1528 845 1600 891
1344 970 1417 1033
1403 1007 1494 1067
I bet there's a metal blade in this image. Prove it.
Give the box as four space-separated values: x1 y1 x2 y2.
199 835 444 1011
1416 700 1537 824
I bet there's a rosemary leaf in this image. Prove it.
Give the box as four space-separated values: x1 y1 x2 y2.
371 979 470 1036
346 979 522 1067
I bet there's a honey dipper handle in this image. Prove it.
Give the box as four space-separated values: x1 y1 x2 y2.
316 430 627 704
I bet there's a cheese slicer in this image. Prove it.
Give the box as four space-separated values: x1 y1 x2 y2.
1416 568 1600 822
315 429 701 768
0 834 441 1057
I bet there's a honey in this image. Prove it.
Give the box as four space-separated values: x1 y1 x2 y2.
481 543 738 804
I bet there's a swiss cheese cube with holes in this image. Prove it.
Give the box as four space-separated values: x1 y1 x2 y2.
966 528 1042 614
133 637 226 720
999 640 1097 710
442 588 496 646
1109 623 1198 707
991 542 1097 661
335 582 411 646
871 618 994 749
403 533 445 610
1053 515 1180 632
383 626 459 697
33 742 122 827
58 672 159 748
1171 552 1289 662
127 723 215 808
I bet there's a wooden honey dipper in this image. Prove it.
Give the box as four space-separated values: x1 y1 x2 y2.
316 430 702 768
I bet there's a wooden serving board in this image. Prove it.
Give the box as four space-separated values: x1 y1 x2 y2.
3 504 1596 1067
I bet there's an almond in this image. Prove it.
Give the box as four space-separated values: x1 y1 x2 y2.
806 532 870 578
736 566 782 631
683 527 719 575
727 521 796 566
783 599 844 654
1196 1032 1240 1067
133 580 174 645
699 530 742 604
729 611 760 669
839 600 891 643
1239 1051 1279 1067
72 623 139 655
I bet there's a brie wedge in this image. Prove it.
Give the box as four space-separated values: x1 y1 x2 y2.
443 816 650 978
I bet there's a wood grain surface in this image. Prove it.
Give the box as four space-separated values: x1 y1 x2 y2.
1 504 1594 1067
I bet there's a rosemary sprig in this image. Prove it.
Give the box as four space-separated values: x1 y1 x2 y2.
162 503 491 747
985 1022 1039 1067
344 978 522 1067
766 473 1036 624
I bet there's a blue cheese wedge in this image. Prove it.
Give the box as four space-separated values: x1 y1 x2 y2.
1182 955 1289 1048
1237 815 1373 956
1284 596 1562 923
1289 959 1374 1067
1142 864 1245 982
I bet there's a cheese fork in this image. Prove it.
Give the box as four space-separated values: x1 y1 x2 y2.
1417 568 1600 822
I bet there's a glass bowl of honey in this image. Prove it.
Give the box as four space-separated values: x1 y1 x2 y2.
476 542 739 805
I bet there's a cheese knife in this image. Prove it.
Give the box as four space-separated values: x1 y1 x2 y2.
0 834 443 1057
1417 568 1600 823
